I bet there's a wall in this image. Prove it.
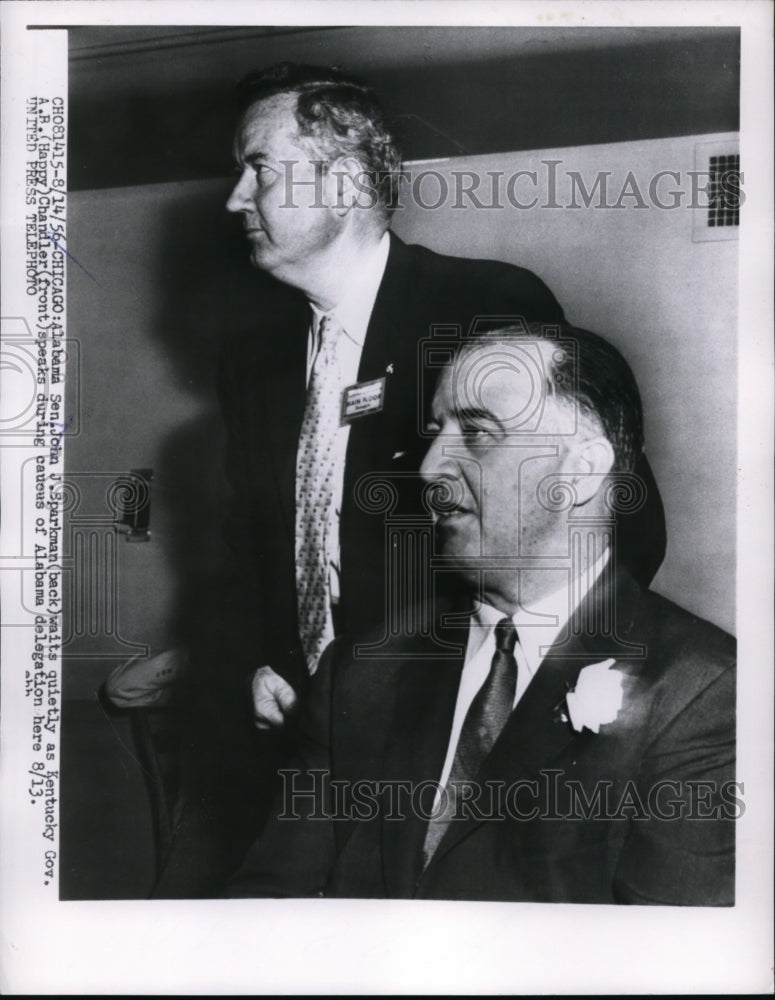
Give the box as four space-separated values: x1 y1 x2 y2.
65 178 250 690
392 134 737 634
65 131 737 692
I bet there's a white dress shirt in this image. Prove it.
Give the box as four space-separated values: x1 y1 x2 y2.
436 548 611 792
303 231 390 610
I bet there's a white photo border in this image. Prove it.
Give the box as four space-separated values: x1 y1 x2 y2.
1 1 772 994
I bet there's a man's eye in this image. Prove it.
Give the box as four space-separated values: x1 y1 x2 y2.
233 163 272 182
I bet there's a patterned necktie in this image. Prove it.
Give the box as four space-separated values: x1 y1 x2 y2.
295 314 345 674
422 617 519 866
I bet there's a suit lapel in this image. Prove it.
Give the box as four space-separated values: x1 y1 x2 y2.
346 235 425 465
340 237 432 593
422 567 643 873
422 633 589 872
357 233 424 382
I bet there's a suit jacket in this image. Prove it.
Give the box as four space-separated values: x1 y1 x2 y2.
228 566 736 905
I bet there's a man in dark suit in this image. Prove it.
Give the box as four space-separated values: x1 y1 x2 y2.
227 325 736 904
216 61 664 724
155 63 664 896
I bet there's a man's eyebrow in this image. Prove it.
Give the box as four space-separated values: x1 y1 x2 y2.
454 406 507 435
233 149 270 168
242 152 269 166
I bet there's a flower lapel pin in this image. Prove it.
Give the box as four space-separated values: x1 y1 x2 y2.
385 363 394 375
558 658 624 734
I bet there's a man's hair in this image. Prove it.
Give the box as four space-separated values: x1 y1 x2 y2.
463 322 645 473
236 62 402 223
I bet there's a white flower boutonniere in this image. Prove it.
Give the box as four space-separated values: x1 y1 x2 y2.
565 658 624 733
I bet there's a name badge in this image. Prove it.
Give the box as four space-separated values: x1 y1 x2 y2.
341 377 386 423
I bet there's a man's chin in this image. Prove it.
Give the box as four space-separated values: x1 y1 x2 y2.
248 244 274 271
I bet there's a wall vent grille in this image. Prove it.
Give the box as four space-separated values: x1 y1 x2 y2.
708 153 740 228
693 138 740 242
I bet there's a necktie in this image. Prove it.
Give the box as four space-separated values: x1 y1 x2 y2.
422 617 519 866
295 314 345 674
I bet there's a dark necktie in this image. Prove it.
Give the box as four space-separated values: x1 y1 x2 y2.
422 617 519 866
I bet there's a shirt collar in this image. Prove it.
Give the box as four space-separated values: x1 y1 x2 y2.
468 547 611 676
309 231 390 346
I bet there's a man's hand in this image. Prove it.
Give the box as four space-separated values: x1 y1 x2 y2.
251 665 298 729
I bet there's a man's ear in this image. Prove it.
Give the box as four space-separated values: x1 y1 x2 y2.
561 436 616 506
324 156 365 216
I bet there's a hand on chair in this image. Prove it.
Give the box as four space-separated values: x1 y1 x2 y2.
251 665 298 729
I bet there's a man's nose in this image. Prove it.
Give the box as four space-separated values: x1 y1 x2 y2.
420 434 453 483
420 437 466 517
226 171 254 213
